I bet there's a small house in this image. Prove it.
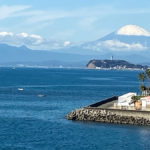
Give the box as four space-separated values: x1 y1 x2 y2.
117 92 137 107
140 96 150 108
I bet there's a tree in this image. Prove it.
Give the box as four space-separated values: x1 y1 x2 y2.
146 69 150 83
138 69 150 96
130 95 141 104
140 85 146 92
146 69 150 93
138 72 146 95
146 69 150 77
138 72 146 85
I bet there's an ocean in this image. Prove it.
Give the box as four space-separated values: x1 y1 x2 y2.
0 68 149 150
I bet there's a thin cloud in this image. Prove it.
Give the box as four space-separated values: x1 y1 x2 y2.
20 6 150 24
1 4 150 31
0 5 31 20
1 4 150 24
0 31 72 50
102 40 147 51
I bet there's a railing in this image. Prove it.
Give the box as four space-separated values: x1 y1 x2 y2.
142 90 150 96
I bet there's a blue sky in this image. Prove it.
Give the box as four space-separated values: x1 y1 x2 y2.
0 0 150 43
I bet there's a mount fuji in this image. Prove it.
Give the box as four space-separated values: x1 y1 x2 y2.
0 24 150 67
82 25 150 50
72 24 150 64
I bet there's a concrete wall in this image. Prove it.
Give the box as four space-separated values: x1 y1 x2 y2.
66 107 150 126
85 107 150 120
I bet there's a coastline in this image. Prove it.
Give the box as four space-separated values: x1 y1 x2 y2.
85 67 144 71
0 66 145 71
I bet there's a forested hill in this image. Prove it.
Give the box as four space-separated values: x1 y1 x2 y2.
86 59 148 70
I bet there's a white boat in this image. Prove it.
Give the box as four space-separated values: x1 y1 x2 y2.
18 88 24 91
38 94 46 97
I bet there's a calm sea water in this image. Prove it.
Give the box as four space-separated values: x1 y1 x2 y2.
0 68 149 150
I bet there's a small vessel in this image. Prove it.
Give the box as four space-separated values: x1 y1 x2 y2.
18 88 24 91
38 94 46 97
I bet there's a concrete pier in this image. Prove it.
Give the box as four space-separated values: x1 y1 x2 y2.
66 96 150 126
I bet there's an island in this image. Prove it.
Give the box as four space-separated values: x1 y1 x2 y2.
86 59 148 70
66 68 150 126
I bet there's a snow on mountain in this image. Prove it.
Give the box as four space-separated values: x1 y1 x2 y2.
82 25 150 52
116 25 150 36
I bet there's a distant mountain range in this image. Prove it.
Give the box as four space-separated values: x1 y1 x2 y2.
0 24 150 67
0 44 94 67
54 25 150 65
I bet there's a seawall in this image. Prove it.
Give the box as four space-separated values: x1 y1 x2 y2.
66 96 150 126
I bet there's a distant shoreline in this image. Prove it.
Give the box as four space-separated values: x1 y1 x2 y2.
85 67 144 71
0 66 144 71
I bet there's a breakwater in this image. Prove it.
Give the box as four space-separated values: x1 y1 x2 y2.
66 97 150 126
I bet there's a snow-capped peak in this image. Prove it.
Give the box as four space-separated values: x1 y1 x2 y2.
116 25 150 36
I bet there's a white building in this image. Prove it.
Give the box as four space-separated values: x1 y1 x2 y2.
116 93 150 110
140 96 150 108
117 92 137 107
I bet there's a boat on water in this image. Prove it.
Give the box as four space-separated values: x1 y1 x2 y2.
18 88 24 91
38 94 46 97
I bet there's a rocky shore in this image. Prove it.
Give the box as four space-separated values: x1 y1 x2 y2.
66 108 150 126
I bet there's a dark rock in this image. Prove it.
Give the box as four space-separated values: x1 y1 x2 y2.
66 108 150 126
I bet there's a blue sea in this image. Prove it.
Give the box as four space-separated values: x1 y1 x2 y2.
0 68 150 150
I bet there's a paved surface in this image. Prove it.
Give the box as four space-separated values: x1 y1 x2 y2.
98 100 117 108
96 100 150 111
